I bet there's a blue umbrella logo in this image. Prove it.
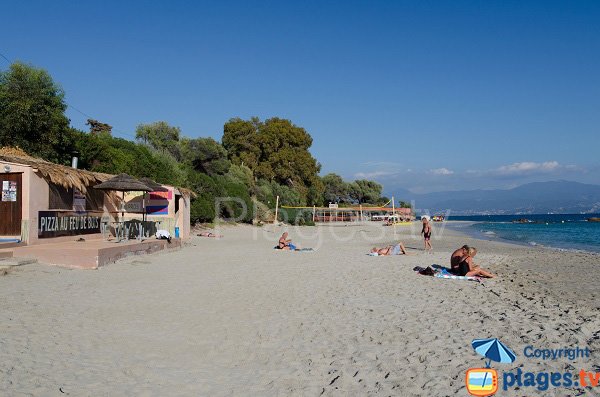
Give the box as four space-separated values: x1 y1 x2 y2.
469 338 516 394
472 338 517 367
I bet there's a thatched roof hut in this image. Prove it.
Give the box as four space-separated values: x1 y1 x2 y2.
0 147 111 193
0 147 196 198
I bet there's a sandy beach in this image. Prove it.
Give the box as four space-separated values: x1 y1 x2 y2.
1 222 599 396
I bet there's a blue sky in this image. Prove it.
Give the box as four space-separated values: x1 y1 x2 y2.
2 1 599 194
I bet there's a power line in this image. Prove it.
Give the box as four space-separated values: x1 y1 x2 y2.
0 50 137 140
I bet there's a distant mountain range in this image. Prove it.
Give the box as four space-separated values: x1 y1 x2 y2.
395 181 600 215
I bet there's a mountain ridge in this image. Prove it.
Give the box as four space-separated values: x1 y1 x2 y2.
394 180 600 215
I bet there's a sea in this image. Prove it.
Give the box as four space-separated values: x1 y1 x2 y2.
445 214 600 253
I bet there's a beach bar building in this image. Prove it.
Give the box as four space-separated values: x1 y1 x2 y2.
0 149 191 268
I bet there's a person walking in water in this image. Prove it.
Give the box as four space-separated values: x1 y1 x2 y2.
421 217 433 253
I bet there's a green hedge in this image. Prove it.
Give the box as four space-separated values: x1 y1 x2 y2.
278 208 315 226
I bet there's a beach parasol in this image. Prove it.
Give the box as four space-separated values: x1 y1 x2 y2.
139 177 168 192
471 338 516 391
93 173 153 218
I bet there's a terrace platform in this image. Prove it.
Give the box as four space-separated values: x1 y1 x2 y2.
2 237 181 269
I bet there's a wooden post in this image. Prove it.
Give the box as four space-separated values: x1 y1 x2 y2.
392 196 396 234
274 195 279 224
312 205 316 222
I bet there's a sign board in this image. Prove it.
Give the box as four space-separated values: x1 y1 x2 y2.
146 204 168 215
328 203 339 209
38 211 101 238
2 180 17 202
125 202 143 212
149 190 172 200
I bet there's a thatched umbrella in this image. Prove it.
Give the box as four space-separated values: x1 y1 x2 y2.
93 173 153 218
139 177 168 192
139 178 168 221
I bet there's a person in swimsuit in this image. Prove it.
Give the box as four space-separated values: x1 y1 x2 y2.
451 245 470 273
197 231 223 238
370 242 411 256
278 232 297 250
421 217 433 252
451 246 495 278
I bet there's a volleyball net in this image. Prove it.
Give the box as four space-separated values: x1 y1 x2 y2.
276 198 412 224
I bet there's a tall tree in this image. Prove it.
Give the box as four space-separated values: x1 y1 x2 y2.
86 119 112 134
135 121 181 159
222 117 261 169
322 173 350 203
180 137 231 176
0 62 69 161
222 117 322 204
350 179 383 204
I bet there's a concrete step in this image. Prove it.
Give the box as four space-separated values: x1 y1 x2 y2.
0 257 38 270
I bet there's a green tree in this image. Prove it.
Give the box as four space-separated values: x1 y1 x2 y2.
222 117 321 204
86 119 112 134
350 179 383 204
398 200 412 208
322 173 350 203
222 117 261 169
226 163 254 190
181 137 231 176
74 131 182 185
187 172 223 223
135 121 181 159
0 62 70 161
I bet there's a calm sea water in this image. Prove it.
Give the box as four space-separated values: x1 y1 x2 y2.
446 214 600 253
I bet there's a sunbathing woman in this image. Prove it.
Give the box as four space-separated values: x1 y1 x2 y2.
450 245 470 273
197 231 223 238
278 232 297 250
451 247 495 278
370 242 410 256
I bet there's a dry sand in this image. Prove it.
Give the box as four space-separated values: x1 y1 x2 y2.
1 222 599 396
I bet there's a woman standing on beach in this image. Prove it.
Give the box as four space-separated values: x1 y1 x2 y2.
421 217 432 253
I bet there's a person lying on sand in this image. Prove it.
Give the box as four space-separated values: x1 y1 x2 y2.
370 242 411 256
197 231 223 238
451 246 495 278
277 232 297 250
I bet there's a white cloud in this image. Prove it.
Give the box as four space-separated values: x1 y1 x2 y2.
354 171 396 179
429 168 454 175
495 161 559 175
360 161 403 167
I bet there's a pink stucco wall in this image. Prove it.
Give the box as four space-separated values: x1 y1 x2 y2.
1 160 190 244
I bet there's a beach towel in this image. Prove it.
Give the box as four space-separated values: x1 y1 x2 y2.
413 266 481 282
274 246 314 252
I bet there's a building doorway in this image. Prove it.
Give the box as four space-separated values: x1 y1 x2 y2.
0 173 22 236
